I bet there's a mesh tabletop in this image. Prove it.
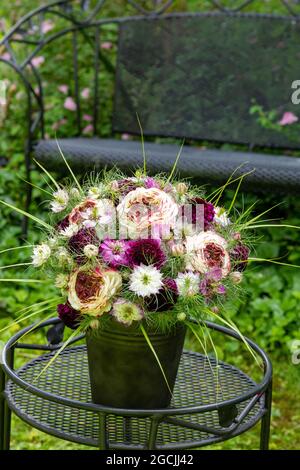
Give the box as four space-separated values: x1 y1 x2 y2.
6 346 264 449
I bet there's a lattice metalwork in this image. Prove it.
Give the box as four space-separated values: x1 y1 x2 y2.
6 346 264 449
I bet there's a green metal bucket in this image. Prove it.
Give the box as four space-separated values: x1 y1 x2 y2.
86 320 186 409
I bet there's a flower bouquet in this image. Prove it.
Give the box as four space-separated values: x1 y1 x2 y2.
2 145 292 409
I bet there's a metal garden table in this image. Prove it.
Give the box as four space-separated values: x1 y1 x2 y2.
0 318 272 450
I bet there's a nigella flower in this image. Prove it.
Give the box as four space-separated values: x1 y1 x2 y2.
32 244 51 267
145 277 178 312
111 299 144 326
176 272 200 297
68 228 99 263
129 264 163 297
199 269 226 298
50 189 69 213
127 238 166 269
230 243 250 272
57 302 80 329
99 239 130 268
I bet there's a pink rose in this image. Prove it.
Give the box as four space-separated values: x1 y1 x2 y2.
83 114 93 122
58 84 69 94
30 56 45 68
185 231 231 277
41 20 54 34
81 88 90 99
64 97 77 111
1 52 11 61
83 124 93 134
101 41 113 50
278 112 298 126
117 187 178 237
69 198 97 225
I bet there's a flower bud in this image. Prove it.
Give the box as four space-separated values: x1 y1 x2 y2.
83 244 99 258
110 180 119 191
210 306 220 314
176 182 188 195
230 271 243 284
55 274 69 289
177 312 187 321
233 232 241 241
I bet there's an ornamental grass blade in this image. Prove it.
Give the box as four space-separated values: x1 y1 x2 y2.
0 245 34 255
33 158 60 190
140 324 173 396
136 113 146 175
32 325 84 384
0 200 52 230
55 137 83 193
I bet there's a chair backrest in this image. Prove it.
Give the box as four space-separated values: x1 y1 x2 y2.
113 13 300 149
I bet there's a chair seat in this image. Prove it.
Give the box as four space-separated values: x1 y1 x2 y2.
34 138 300 192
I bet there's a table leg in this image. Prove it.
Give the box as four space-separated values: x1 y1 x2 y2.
260 380 272 450
98 413 108 450
0 363 5 450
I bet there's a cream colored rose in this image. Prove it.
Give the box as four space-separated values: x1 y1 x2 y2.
69 198 97 225
185 231 231 277
117 187 178 236
68 267 122 315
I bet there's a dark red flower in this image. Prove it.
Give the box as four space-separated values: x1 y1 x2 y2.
127 238 166 269
145 278 178 312
230 243 250 271
181 197 215 230
57 303 80 329
56 215 70 231
117 178 140 196
68 228 99 263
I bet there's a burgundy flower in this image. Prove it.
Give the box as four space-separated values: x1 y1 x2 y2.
144 177 160 189
145 278 178 312
182 197 215 230
57 302 80 329
56 215 70 231
127 238 166 269
68 228 99 263
117 178 140 196
230 243 250 272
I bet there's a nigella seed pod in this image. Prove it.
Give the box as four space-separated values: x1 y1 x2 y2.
177 312 187 321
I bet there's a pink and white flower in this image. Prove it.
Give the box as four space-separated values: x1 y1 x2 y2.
185 231 231 277
117 187 178 237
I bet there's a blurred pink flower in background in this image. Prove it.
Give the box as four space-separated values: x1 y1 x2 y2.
58 84 69 94
278 111 298 126
101 41 113 50
52 118 67 131
34 87 40 96
64 97 77 111
81 88 90 99
41 20 54 34
83 124 94 134
31 56 45 68
121 133 131 141
83 114 93 122
1 52 11 61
